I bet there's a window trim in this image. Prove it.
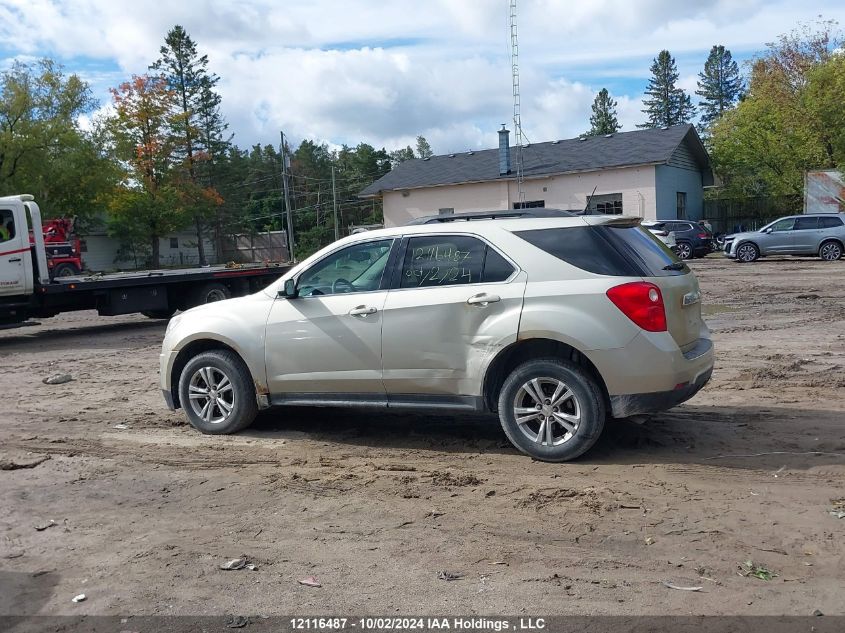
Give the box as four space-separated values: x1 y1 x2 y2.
293 237 399 298
388 232 520 291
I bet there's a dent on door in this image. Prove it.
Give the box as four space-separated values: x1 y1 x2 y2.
381 271 527 396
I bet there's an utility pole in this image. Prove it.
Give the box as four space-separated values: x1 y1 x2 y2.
280 130 295 260
332 166 339 241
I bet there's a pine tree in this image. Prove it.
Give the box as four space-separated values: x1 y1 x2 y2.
152 25 214 265
639 50 696 128
696 45 743 129
586 88 621 135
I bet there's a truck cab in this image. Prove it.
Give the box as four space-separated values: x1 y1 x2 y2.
0 195 49 300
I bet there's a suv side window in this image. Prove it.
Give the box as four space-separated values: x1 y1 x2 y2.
794 217 819 230
297 239 393 296
400 235 511 288
820 216 844 229
770 218 795 232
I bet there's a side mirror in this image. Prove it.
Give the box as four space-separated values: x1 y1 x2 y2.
280 278 298 298
764 228 773 234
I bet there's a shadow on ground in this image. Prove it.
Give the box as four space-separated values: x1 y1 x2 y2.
245 403 845 471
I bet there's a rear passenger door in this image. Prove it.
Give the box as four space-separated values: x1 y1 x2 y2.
792 216 819 253
381 233 526 401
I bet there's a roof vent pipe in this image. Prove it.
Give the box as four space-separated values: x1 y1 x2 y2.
498 124 511 175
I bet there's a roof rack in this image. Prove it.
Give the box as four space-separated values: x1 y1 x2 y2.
405 209 575 225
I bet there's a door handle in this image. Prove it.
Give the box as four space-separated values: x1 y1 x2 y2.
9 257 22 262
467 293 501 306
348 305 377 316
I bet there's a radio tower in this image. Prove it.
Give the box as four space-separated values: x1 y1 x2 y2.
509 0 526 205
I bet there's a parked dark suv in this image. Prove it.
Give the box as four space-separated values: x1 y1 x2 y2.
643 221 713 260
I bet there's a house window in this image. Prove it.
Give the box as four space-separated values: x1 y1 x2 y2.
438 208 454 216
677 192 687 219
589 193 623 215
513 200 545 209
170 237 179 249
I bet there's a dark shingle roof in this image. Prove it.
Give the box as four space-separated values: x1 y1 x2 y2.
360 124 710 197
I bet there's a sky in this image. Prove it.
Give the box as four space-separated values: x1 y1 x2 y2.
1 0 844 156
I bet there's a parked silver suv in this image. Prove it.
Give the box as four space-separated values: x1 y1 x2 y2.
723 213 845 262
161 213 714 462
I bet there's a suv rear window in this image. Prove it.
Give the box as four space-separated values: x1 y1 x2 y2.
514 225 687 277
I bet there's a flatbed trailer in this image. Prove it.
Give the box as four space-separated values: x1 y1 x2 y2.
0 195 292 327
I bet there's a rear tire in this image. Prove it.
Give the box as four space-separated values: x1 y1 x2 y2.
178 350 258 434
819 240 843 261
51 262 81 278
736 242 759 263
497 359 605 462
190 282 231 307
676 242 693 260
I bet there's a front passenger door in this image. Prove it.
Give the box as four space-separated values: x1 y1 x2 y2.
760 217 795 254
381 234 526 400
264 238 396 398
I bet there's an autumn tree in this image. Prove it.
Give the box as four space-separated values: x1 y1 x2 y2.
107 74 184 266
639 50 696 128
586 88 621 135
710 21 843 197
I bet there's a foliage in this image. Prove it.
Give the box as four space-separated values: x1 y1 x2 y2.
152 25 226 264
586 88 621 136
415 135 433 159
639 50 696 128
709 21 844 197
0 59 115 222
106 74 185 265
696 45 743 131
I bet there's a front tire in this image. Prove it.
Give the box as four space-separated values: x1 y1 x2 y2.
819 240 843 261
497 359 605 462
178 350 258 434
736 242 759 263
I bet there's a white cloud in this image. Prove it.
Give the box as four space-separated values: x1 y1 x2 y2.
1 0 844 154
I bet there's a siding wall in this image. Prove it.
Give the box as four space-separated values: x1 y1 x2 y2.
383 165 659 227
654 165 704 221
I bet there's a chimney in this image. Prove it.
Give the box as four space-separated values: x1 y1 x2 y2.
497 124 511 175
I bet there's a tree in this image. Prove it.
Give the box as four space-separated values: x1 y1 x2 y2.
415 135 433 159
107 74 185 266
639 50 696 128
696 45 743 130
152 25 220 265
389 145 415 166
709 21 844 197
586 88 621 135
0 59 116 220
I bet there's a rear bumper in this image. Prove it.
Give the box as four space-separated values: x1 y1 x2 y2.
609 366 712 418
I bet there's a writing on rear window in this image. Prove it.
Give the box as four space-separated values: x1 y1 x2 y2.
401 235 486 288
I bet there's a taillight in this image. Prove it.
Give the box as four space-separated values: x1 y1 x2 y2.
606 282 667 332
697 233 708 239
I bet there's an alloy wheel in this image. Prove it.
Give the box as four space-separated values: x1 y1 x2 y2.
737 243 757 262
512 377 581 446
677 243 692 260
188 366 235 424
820 242 842 261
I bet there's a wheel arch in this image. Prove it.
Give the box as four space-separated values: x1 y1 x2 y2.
170 338 250 409
819 237 843 255
482 337 609 413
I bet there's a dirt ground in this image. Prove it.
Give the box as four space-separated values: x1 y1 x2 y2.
1 255 844 618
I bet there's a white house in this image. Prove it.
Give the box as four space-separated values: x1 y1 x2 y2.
359 124 714 227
